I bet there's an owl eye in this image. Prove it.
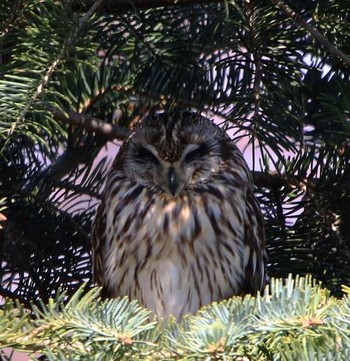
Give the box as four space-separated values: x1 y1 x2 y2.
137 146 160 164
184 143 208 163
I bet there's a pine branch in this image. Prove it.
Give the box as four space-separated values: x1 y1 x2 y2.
74 0 350 67
270 0 350 68
7 0 105 137
1 276 350 360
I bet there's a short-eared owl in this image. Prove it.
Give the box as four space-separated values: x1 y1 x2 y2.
92 110 267 320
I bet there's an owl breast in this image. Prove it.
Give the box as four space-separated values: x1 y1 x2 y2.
100 177 253 320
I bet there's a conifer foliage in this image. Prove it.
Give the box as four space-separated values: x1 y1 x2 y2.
1 276 350 360
0 0 350 359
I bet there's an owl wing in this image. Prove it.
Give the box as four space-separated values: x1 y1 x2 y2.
91 200 107 287
242 188 267 293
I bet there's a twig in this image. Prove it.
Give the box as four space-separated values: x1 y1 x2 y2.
245 1 262 174
253 171 283 189
48 106 131 140
72 0 223 12
270 0 350 68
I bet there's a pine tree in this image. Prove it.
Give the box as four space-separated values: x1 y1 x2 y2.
1 0 350 359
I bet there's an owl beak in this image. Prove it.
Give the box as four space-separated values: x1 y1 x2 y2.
168 167 179 196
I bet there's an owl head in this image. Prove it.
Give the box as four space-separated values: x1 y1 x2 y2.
118 111 234 196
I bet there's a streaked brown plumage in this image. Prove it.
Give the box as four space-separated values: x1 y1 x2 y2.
92 110 267 320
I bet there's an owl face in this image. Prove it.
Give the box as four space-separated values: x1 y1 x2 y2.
122 112 230 196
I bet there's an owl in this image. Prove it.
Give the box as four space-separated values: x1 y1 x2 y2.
92 110 267 321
